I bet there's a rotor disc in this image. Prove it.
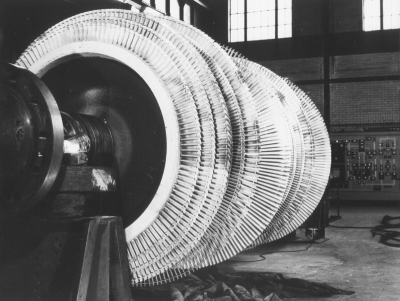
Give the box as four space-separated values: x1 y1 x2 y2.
16 9 331 286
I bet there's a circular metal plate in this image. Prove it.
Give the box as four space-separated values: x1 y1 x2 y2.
0 63 63 215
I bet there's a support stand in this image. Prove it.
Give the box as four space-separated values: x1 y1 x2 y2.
76 217 132 301
287 183 333 243
328 186 342 223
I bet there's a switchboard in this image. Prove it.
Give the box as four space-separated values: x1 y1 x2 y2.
330 131 400 201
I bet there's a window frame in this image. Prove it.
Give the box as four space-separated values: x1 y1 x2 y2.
363 0 400 31
229 0 292 43
143 0 194 25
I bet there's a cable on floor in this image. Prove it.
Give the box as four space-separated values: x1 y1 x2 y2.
372 215 400 248
329 215 400 247
329 224 372 229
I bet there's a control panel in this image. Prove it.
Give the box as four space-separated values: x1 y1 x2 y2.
330 131 400 201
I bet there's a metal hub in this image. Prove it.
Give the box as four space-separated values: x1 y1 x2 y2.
61 111 114 167
0 63 117 216
0 63 63 215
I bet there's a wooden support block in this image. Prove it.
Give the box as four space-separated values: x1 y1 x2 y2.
56 166 117 192
47 193 118 218
76 220 99 301
76 217 132 301
110 218 132 301
49 193 87 217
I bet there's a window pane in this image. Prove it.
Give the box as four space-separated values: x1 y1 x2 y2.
260 0 268 11
237 0 245 13
269 26 275 39
278 21 292 38
254 27 261 40
364 17 372 30
374 16 380 29
237 28 245 41
279 0 291 9
278 9 285 25
269 10 275 25
280 25 285 38
364 0 380 17
393 15 400 28
248 12 255 28
231 29 238 42
231 0 238 14
281 24 291 38
383 15 391 29
363 0 381 31
170 0 179 19
230 0 245 42
266 0 275 10
370 16 376 30
383 0 400 29
231 14 238 29
254 11 261 27
260 27 267 39
155 0 165 12
286 24 292 37
248 0 258 13
391 0 400 15
278 24 285 38
184 3 190 24
286 9 292 24
229 0 293 42
383 0 391 16
261 11 269 27
248 28 255 41
238 13 245 28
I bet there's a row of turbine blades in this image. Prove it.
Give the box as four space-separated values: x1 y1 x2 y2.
17 9 331 286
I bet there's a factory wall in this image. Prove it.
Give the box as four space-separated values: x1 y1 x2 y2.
214 0 400 132
330 52 399 128
260 52 400 132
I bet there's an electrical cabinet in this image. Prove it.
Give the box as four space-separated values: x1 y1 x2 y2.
330 131 400 201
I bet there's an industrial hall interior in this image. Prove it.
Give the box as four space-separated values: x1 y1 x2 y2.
0 0 399 300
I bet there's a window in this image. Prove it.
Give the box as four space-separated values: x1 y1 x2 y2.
363 0 400 31
277 0 292 38
247 0 275 41
383 0 400 29
184 3 191 24
230 0 245 42
230 0 292 42
142 0 191 23
155 0 166 13
170 0 180 20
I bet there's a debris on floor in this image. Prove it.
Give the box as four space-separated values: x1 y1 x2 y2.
131 266 354 300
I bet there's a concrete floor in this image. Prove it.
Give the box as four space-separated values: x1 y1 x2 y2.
218 202 400 301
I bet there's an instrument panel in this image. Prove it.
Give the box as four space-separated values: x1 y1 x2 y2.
330 131 399 201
